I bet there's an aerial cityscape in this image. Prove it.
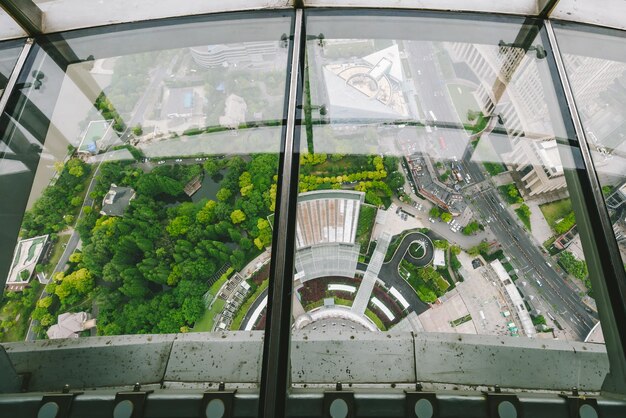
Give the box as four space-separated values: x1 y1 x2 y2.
4 31 624 346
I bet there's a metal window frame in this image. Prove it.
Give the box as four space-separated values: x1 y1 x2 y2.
544 19 626 395
259 8 304 418
0 0 622 41
0 38 32 117
3 2 626 417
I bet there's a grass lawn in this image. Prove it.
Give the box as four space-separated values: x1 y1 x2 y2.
334 298 353 307
450 314 472 327
193 298 226 332
44 234 72 276
365 308 387 331
446 84 479 125
408 242 425 258
484 162 506 176
515 206 532 231
356 205 377 254
539 198 573 229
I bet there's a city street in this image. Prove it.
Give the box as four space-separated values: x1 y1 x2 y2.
403 40 596 340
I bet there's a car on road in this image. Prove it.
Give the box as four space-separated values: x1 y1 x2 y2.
499 203 505 209
158 160 165 164
545 261 552 267
175 158 183 162
535 279 543 287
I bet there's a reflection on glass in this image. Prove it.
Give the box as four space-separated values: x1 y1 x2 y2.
555 24 626 344
0 40 24 97
290 12 599 366
0 15 291 345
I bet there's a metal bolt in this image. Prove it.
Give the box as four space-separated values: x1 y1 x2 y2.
494 385 501 393
218 382 225 391
62 384 70 393
572 387 579 396
133 383 141 392
416 383 423 392
336 382 343 391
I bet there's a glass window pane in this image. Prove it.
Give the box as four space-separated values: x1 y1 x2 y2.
554 23 626 344
290 11 602 388
0 10 292 377
0 39 24 97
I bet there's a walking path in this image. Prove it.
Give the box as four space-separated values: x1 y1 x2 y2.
352 232 391 315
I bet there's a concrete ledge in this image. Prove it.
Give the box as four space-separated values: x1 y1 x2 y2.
291 331 415 383
1 331 610 392
413 333 609 390
2 334 175 391
164 332 263 384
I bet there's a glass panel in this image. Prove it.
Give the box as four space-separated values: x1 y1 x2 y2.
554 23 626 345
0 39 24 97
0 10 292 364
291 11 602 386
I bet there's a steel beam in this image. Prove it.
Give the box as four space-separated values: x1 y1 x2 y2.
0 38 31 116
258 8 304 418
0 0 43 36
537 0 560 18
545 20 626 396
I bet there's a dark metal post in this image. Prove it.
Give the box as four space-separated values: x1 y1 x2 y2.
0 0 43 35
544 20 626 396
258 8 304 418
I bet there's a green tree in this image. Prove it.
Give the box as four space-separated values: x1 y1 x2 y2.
433 240 449 250
167 215 192 237
429 207 441 218
462 221 480 236
387 171 405 190
132 124 143 136
468 241 490 256
216 188 232 202
37 296 53 309
68 252 82 264
203 158 223 176
230 209 246 224
440 212 453 223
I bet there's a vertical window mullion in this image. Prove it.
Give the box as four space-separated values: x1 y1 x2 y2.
259 8 304 418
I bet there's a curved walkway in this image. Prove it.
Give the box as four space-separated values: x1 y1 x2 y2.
240 288 268 330
240 232 435 330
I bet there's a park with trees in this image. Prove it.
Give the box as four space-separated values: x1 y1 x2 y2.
15 152 280 338
299 153 404 208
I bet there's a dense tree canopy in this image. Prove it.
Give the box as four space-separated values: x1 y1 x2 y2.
74 155 278 335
